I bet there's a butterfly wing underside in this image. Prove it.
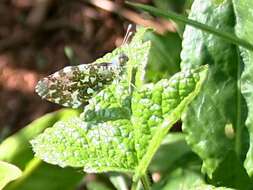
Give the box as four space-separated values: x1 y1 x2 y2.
35 62 116 108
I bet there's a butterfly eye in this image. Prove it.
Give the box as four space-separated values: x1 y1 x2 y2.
118 53 129 66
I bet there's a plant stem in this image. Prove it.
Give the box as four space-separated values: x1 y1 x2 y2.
7 158 42 190
140 174 151 190
129 67 138 95
131 179 138 190
126 2 253 52
235 47 243 157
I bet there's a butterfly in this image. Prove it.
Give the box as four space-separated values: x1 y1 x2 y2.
35 25 133 109
35 53 129 108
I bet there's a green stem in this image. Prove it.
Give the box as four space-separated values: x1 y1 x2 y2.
140 174 151 190
126 2 253 51
131 179 138 190
129 67 138 95
235 47 243 157
7 158 42 190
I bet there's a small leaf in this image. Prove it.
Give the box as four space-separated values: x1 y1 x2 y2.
0 161 22 190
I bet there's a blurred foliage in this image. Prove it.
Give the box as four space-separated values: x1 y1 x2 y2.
0 109 80 168
0 109 83 190
153 0 187 12
64 46 80 66
6 160 83 190
153 0 193 36
144 31 181 82
86 181 112 190
150 133 201 175
152 168 204 190
0 161 21 190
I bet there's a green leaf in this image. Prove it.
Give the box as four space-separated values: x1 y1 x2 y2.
178 1 251 186
31 27 208 184
0 161 21 190
31 62 207 182
31 118 136 171
233 0 253 177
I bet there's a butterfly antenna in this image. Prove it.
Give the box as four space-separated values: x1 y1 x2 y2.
122 24 133 45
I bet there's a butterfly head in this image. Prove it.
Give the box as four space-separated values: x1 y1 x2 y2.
111 52 129 69
118 53 129 66
112 24 133 67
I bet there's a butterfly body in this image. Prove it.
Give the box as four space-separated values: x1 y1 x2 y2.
36 53 129 108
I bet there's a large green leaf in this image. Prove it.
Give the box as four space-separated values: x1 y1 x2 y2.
233 0 253 177
0 161 21 190
179 0 251 188
31 66 207 177
31 27 208 182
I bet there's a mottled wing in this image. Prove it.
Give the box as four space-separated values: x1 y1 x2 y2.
35 63 116 108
